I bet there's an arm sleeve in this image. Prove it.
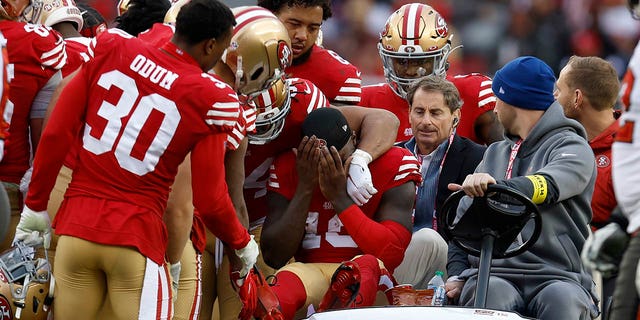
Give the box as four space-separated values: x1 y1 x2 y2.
338 204 411 271
25 67 89 211
498 173 560 206
191 134 250 250
447 241 470 277
30 71 62 119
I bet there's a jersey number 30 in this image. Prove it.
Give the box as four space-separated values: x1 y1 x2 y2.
83 70 180 175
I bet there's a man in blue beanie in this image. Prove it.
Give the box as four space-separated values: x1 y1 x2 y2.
445 56 600 319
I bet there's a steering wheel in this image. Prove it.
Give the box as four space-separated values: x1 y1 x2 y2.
438 184 542 259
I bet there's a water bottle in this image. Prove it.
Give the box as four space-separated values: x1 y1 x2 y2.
427 270 446 306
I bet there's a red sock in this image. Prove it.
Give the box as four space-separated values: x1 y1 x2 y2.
271 271 307 319
352 254 381 306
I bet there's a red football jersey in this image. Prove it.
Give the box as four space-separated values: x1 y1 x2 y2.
590 121 619 225
359 74 495 144
27 29 244 264
267 147 421 264
0 31 9 160
61 37 94 170
244 78 329 223
61 36 92 77
138 23 175 47
359 83 411 142
0 21 66 184
137 21 255 251
286 45 361 105
447 73 496 143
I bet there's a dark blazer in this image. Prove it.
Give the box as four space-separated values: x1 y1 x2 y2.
435 135 486 212
399 135 486 279
399 134 486 214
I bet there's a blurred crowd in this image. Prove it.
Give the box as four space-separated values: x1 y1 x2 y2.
80 0 640 84
319 0 639 84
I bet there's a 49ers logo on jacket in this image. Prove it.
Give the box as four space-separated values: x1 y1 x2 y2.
0 295 12 320
277 40 291 70
596 155 611 168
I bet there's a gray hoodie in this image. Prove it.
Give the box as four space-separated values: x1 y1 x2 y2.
458 102 596 294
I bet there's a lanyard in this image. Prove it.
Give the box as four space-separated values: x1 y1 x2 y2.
505 139 523 179
414 133 455 231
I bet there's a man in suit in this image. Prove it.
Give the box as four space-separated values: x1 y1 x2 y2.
394 75 487 289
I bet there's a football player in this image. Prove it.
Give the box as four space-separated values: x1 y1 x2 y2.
214 6 405 320
260 107 421 318
609 0 640 317
0 0 66 254
0 30 10 243
27 0 108 273
360 3 503 145
257 0 362 105
0 30 8 163
26 0 90 80
12 1 259 319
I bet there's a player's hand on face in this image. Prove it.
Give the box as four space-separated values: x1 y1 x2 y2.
460 173 496 197
294 135 321 188
318 146 350 204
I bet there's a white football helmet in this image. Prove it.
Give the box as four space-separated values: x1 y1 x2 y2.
28 0 82 31
223 6 293 144
378 3 456 98
0 242 53 320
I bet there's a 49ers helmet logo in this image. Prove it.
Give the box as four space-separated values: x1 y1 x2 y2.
277 40 291 70
0 295 12 320
434 14 448 38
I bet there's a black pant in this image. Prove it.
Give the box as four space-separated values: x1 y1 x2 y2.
610 232 640 320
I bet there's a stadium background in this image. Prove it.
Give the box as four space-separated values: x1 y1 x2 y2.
81 0 639 85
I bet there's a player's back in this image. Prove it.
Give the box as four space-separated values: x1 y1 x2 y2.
138 22 175 47
0 20 65 183
244 77 328 223
64 29 239 215
286 45 361 105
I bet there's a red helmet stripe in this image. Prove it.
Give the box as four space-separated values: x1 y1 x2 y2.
401 5 410 45
402 3 422 46
413 4 423 46
233 7 277 36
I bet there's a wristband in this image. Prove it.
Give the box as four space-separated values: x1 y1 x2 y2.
352 149 373 164
525 175 547 204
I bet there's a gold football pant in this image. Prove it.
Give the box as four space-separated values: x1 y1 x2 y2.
54 236 173 320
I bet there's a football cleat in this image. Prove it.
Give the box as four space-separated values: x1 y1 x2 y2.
317 261 362 312
231 266 284 320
